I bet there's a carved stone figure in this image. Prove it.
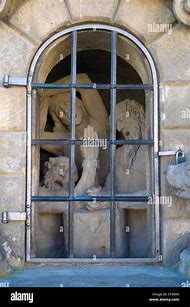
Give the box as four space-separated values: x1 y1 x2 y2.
39 125 99 197
166 160 190 198
86 99 147 210
40 73 109 186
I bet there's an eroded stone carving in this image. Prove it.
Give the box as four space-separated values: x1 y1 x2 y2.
166 160 190 198
39 125 99 197
40 73 109 186
85 99 147 210
0 0 11 18
178 248 190 276
173 0 190 26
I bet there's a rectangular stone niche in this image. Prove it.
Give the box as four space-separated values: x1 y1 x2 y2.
116 208 148 258
36 212 67 258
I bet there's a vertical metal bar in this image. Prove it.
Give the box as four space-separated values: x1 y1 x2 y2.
68 31 77 258
153 75 160 257
110 31 117 258
26 74 32 261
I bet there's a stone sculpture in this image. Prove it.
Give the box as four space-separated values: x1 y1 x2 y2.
40 73 109 186
178 248 190 276
166 160 190 198
85 99 147 210
39 125 99 197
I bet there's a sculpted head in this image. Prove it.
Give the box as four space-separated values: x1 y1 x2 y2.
116 99 145 139
49 93 83 126
44 156 78 190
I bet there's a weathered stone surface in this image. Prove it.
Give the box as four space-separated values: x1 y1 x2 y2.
8 0 70 43
73 210 110 258
0 175 25 211
166 160 190 199
149 24 190 82
66 0 118 22
160 130 190 157
0 21 35 76
160 85 190 129
178 248 190 276
0 244 11 276
162 219 190 266
0 223 25 268
0 132 26 174
0 86 26 131
115 0 174 42
0 0 11 18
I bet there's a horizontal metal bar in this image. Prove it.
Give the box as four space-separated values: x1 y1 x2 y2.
158 150 176 157
3 74 27 87
28 257 160 264
31 83 153 90
32 195 149 202
32 139 154 145
1 211 26 223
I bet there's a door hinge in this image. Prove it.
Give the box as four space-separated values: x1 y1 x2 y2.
1 211 26 223
3 74 27 88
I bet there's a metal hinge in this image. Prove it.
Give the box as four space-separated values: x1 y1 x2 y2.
1 211 26 223
3 74 27 88
155 148 185 164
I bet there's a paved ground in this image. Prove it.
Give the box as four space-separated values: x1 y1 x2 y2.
0 264 189 287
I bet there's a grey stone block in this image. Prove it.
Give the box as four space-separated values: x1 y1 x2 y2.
8 0 70 43
73 209 110 258
0 21 35 76
0 132 26 174
160 86 190 129
149 24 190 82
0 175 25 211
115 0 174 42
0 86 26 131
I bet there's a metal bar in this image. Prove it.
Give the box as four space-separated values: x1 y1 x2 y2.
68 30 77 258
31 195 149 202
3 74 27 87
31 83 153 90
158 150 176 157
28 257 160 264
26 72 32 261
110 31 117 258
152 59 160 258
31 139 154 145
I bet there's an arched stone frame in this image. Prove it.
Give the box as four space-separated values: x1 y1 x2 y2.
25 24 160 262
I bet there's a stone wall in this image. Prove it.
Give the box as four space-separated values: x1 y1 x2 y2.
0 0 189 267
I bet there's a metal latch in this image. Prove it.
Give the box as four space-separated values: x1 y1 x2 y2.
1 212 26 224
157 148 185 164
3 74 27 88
